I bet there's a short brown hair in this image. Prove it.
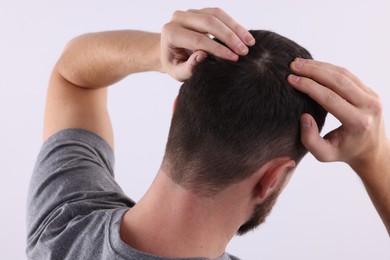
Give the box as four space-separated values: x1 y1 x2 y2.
163 30 327 196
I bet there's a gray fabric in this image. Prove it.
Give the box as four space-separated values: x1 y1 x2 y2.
27 129 240 260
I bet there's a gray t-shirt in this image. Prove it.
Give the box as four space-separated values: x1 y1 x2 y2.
27 129 239 260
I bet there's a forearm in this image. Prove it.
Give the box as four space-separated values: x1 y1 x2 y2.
353 140 390 235
57 30 163 88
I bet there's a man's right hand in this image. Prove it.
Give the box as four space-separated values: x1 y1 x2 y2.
288 58 390 235
160 8 255 82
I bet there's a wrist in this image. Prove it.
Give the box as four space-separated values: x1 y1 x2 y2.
351 137 390 184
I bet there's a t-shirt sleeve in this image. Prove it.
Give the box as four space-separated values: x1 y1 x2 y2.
26 128 134 249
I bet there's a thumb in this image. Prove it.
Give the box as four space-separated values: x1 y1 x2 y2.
176 50 207 81
300 113 336 162
189 50 208 66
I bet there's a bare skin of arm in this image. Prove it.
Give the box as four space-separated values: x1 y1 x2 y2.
43 8 255 148
44 31 162 147
288 58 390 235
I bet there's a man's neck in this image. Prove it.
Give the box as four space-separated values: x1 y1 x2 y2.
120 170 251 259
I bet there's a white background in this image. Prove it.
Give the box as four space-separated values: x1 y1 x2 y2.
1 1 389 259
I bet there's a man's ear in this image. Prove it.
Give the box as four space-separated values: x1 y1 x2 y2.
172 95 178 115
257 158 296 201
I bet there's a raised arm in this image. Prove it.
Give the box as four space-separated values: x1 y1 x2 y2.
43 8 255 147
43 31 162 146
288 58 390 235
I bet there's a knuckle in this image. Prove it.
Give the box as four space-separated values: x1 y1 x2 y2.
162 22 173 32
353 116 371 131
368 87 381 100
367 97 383 115
324 90 339 105
334 72 349 87
171 10 183 21
161 23 175 38
214 43 229 55
202 15 218 27
336 66 350 76
161 24 168 34
224 30 236 42
232 23 244 34
209 7 224 16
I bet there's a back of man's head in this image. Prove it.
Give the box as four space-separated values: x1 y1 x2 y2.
163 30 327 196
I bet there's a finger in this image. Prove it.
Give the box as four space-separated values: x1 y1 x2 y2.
163 24 239 61
290 58 371 107
288 74 361 126
171 10 248 56
168 50 207 82
176 50 208 81
301 59 375 95
172 10 253 56
300 114 338 162
187 8 255 46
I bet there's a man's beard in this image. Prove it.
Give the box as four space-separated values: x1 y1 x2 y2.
236 179 284 236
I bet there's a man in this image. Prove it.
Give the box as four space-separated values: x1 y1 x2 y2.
27 8 390 260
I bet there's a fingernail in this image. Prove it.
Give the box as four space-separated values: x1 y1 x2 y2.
245 34 255 45
301 116 312 128
237 43 248 55
289 74 301 82
294 58 307 69
227 49 238 60
196 54 206 63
